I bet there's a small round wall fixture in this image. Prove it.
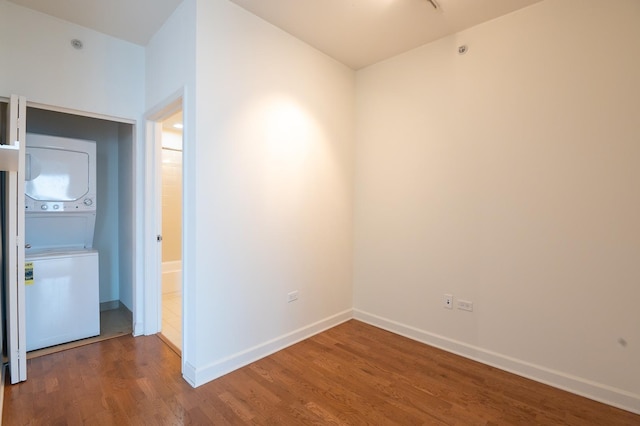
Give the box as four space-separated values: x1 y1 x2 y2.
458 45 468 55
71 39 83 50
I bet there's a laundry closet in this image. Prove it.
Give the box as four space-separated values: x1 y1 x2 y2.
22 106 135 351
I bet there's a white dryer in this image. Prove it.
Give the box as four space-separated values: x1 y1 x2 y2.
25 133 97 249
24 133 100 351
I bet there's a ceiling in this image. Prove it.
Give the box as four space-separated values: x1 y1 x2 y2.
8 0 544 69
162 111 184 134
7 0 183 46
229 0 544 69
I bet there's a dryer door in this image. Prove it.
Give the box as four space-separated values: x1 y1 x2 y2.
25 147 90 202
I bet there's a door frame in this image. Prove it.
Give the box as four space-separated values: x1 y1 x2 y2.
143 92 184 347
4 94 26 384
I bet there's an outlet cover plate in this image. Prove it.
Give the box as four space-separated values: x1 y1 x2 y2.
457 300 473 312
287 291 299 303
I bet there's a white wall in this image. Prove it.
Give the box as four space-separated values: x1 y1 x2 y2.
187 0 355 385
144 0 196 374
354 0 640 412
0 0 144 120
145 0 195 111
145 0 355 387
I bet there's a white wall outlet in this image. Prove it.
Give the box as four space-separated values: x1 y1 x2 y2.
287 290 299 303
457 300 473 312
444 294 453 309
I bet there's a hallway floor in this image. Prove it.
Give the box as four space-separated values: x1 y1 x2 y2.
26 304 132 359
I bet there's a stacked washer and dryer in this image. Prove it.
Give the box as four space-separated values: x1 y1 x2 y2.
24 133 100 352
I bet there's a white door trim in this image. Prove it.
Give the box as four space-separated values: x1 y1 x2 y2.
143 91 184 336
4 94 27 383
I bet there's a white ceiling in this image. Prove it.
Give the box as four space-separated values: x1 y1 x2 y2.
9 0 543 69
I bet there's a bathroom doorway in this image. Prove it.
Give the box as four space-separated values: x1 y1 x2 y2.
158 109 183 354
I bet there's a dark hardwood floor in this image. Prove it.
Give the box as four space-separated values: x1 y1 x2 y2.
26 304 132 360
3 320 639 425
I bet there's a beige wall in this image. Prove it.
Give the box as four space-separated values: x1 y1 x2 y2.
354 0 640 411
162 130 182 263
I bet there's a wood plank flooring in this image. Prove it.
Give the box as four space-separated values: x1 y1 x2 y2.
26 305 132 360
3 320 639 425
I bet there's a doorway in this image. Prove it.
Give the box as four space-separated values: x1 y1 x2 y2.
158 109 183 354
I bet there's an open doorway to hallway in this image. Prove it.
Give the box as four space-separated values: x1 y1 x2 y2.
158 110 183 353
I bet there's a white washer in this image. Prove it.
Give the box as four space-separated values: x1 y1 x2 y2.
24 133 100 351
25 250 100 351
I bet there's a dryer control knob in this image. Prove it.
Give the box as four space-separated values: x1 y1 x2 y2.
41 204 48 210
84 198 93 206
53 204 60 210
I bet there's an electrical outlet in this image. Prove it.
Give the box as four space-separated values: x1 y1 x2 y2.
457 300 473 312
443 294 453 309
287 291 299 303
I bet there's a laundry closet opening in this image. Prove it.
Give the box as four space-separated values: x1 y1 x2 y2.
24 106 134 356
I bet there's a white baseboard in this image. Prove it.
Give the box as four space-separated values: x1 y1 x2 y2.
183 361 197 387
353 309 640 416
133 321 144 337
190 309 353 387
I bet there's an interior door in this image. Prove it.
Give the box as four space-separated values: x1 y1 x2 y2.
4 94 27 383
